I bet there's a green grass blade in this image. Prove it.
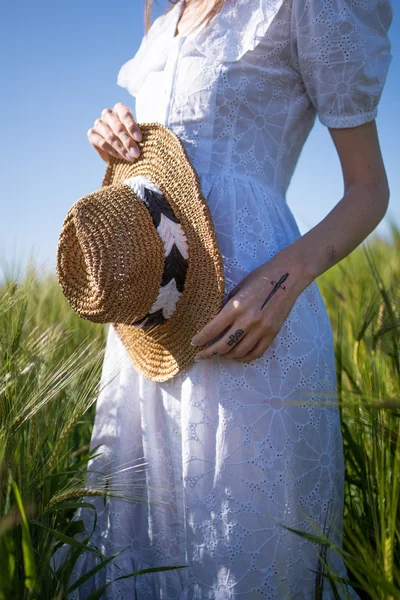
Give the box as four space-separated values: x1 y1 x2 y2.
9 473 36 591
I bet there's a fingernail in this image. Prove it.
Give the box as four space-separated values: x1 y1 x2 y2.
130 146 140 158
133 130 142 142
125 152 134 161
194 355 203 361
191 340 198 346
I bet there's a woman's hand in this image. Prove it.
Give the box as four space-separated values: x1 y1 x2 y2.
87 102 142 163
190 250 311 363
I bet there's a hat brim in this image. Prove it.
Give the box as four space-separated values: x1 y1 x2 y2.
102 122 226 382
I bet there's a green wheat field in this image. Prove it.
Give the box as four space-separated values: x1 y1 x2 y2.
1 220 399 599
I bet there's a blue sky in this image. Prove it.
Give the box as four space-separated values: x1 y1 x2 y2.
0 0 399 283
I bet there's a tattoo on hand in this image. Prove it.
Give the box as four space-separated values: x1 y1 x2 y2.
227 329 244 346
260 272 289 310
326 245 336 262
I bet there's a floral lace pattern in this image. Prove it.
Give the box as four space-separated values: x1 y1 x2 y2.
54 0 392 597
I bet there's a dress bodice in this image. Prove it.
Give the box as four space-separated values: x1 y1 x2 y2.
117 0 393 199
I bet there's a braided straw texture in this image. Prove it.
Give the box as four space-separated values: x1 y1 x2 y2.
102 123 226 381
56 183 165 324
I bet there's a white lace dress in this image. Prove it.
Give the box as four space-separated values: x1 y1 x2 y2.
60 0 393 597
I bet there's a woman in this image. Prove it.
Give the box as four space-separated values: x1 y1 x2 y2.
69 0 393 597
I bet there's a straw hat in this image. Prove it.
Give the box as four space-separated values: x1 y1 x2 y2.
56 122 225 382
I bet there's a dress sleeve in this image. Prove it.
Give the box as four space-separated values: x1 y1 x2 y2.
116 14 170 98
117 34 148 97
291 0 394 128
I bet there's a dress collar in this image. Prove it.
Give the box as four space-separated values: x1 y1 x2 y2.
169 0 209 41
170 0 185 39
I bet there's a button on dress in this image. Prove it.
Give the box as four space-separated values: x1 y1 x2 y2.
62 0 393 597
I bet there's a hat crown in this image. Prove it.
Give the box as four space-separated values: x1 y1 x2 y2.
56 182 165 325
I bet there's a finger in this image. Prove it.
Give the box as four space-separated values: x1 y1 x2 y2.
87 128 132 161
191 302 236 347
195 322 248 360
236 336 272 363
114 102 142 142
96 113 136 159
101 108 140 159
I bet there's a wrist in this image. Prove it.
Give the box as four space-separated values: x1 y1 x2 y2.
268 242 317 294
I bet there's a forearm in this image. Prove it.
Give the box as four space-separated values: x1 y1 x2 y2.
278 179 390 291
